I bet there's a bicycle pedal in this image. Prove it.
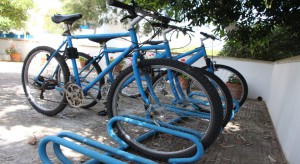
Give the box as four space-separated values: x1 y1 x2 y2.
97 110 107 116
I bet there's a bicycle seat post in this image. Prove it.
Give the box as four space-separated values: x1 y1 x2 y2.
63 24 71 36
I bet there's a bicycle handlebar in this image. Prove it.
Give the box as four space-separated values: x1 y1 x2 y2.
107 0 180 23
151 23 194 34
107 0 137 17
200 32 218 40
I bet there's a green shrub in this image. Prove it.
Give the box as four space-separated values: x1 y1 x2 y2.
220 27 300 61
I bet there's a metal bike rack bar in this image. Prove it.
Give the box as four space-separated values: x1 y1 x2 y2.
230 98 240 120
106 116 204 163
39 135 127 164
38 115 204 164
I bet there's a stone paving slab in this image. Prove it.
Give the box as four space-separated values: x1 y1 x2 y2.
199 99 287 164
0 61 287 163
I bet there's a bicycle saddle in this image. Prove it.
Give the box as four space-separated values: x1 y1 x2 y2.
51 13 82 24
89 37 119 44
143 40 163 45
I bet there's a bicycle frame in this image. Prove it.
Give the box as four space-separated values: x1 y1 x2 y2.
35 16 186 107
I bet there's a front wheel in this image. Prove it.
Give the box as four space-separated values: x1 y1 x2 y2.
107 59 223 161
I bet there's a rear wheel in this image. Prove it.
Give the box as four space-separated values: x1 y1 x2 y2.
193 68 233 127
22 46 70 116
202 64 248 107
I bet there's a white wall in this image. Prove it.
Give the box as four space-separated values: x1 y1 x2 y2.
193 56 274 100
265 56 300 164
194 56 300 164
0 37 127 62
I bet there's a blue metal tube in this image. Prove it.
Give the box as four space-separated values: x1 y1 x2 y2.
38 136 126 164
167 70 181 101
122 114 203 139
129 29 151 105
105 47 127 53
82 46 132 93
232 98 240 114
72 32 130 39
109 117 184 149
140 44 165 51
107 116 204 163
174 75 186 98
185 48 206 65
161 104 211 120
37 40 67 78
172 48 199 61
102 46 115 83
65 36 81 86
56 132 156 164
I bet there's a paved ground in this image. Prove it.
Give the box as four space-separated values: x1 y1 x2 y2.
0 61 287 163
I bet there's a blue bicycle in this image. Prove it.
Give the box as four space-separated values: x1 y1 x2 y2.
81 26 242 128
21 1 223 160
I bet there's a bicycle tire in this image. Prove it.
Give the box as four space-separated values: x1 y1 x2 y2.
193 67 233 127
21 46 70 116
107 59 223 160
202 64 248 107
151 67 233 128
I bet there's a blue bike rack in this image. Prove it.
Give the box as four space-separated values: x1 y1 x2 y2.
38 115 204 164
230 98 240 120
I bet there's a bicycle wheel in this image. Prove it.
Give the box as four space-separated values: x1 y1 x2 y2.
107 59 223 160
65 52 103 108
22 46 70 116
120 77 147 98
202 64 248 107
192 68 233 127
151 67 233 128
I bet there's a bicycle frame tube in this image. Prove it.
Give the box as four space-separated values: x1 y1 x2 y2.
37 40 68 80
129 28 152 105
83 46 132 94
102 46 115 84
63 32 131 94
66 36 82 86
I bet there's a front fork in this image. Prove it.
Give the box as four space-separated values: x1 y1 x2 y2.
205 58 216 73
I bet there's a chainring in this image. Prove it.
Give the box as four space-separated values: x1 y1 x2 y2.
65 83 84 108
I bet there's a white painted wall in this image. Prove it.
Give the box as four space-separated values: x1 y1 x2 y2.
0 37 128 62
193 56 274 100
265 57 300 164
193 55 300 164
